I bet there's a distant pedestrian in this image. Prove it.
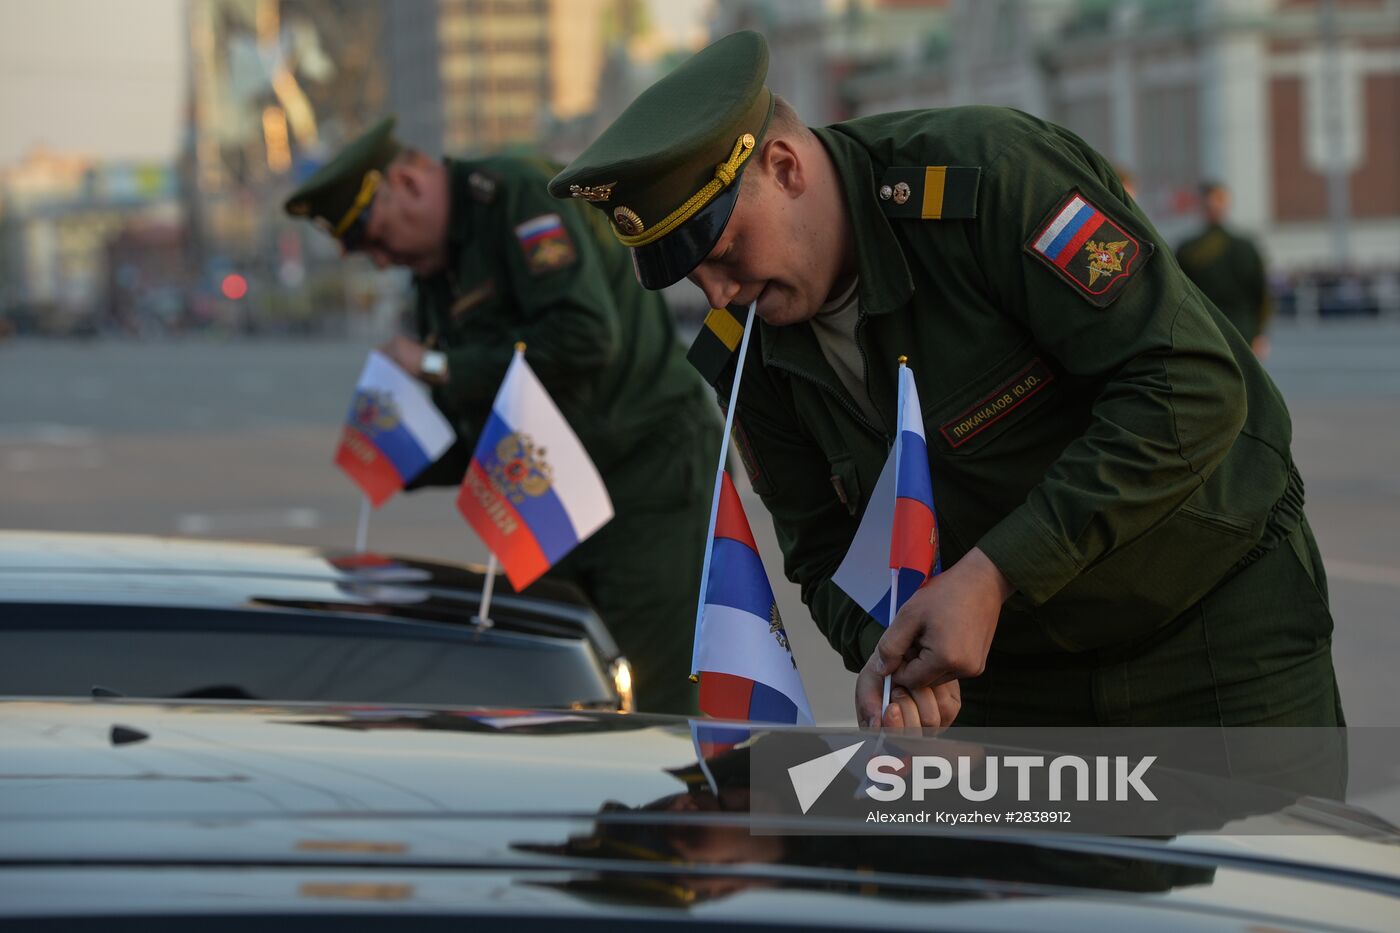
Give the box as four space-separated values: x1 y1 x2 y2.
1114 164 1138 201
1177 181 1273 359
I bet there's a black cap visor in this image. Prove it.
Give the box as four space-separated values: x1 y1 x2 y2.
630 181 741 290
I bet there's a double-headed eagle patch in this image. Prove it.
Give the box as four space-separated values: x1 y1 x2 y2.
1026 190 1153 307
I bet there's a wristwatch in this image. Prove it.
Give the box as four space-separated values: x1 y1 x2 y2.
420 350 449 383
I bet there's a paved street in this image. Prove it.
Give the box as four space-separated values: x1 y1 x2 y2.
2 320 1398 725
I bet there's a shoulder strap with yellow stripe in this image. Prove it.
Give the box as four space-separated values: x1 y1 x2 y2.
686 304 747 389
878 165 981 220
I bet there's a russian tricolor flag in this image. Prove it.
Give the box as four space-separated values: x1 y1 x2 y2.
456 347 613 591
832 364 941 625
1031 194 1106 270
695 473 814 753
515 213 565 247
334 350 455 507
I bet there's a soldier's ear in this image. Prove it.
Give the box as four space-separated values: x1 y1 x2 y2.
393 160 423 199
388 153 438 201
382 158 411 197
762 137 806 199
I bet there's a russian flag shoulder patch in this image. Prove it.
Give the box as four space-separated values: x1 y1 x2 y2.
1025 189 1153 308
514 213 577 276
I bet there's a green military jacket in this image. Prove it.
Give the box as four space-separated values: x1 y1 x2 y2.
1176 223 1271 343
410 157 709 492
728 107 1303 671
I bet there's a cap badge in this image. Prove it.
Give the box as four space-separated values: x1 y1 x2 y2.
569 182 615 203
613 205 645 236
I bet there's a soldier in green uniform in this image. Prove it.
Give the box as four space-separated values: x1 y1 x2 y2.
549 32 1344 729
1176 181 1273 358
284 117 718 713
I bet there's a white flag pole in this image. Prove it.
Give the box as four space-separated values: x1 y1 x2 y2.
882 566 897 714
689 303 758 681
355 496 371 553
882 356 909 718
689 722 722 798
476 552 499 627
861 450 902 800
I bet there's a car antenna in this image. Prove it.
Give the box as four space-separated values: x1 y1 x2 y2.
91 685 124 698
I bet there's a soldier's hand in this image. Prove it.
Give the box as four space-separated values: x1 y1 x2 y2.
855 676 961 732
380 334 428 377
854 547 1012 727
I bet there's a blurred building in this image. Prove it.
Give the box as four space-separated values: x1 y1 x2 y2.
181 0 391 330
179 0 669 335
106 221 190 335
746 0 1399 272
711 0 953 125
550 0 615 121
394 0 552 154
540 0 717 167
382 0 447 154
384 0 656 156
0 150 180 333
183 0 387 255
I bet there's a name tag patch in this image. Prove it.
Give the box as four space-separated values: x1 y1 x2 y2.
731 416 771 497
939 358 1055 449
1026 190 1151 307
450 278 496 320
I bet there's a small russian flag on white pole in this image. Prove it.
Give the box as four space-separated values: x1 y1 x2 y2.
335 349 456 509
831 356 941 717
456 343 613 594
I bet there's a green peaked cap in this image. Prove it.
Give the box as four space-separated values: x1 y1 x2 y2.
283 115 401 250
549 31 773 289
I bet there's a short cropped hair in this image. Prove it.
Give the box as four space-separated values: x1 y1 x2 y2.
767 95 808 139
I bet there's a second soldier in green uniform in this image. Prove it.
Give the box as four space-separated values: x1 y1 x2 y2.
285 118 718 713
550 32 1343 730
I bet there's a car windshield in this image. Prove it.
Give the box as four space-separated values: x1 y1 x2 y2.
0 604 618 710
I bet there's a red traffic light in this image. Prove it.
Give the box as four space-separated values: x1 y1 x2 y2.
221 273 248 301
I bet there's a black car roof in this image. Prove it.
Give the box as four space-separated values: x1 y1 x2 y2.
0 531 613 650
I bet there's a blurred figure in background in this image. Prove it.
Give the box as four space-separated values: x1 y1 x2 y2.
1176 181 1273 359
1114 164 1138 201
284 117 718 714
